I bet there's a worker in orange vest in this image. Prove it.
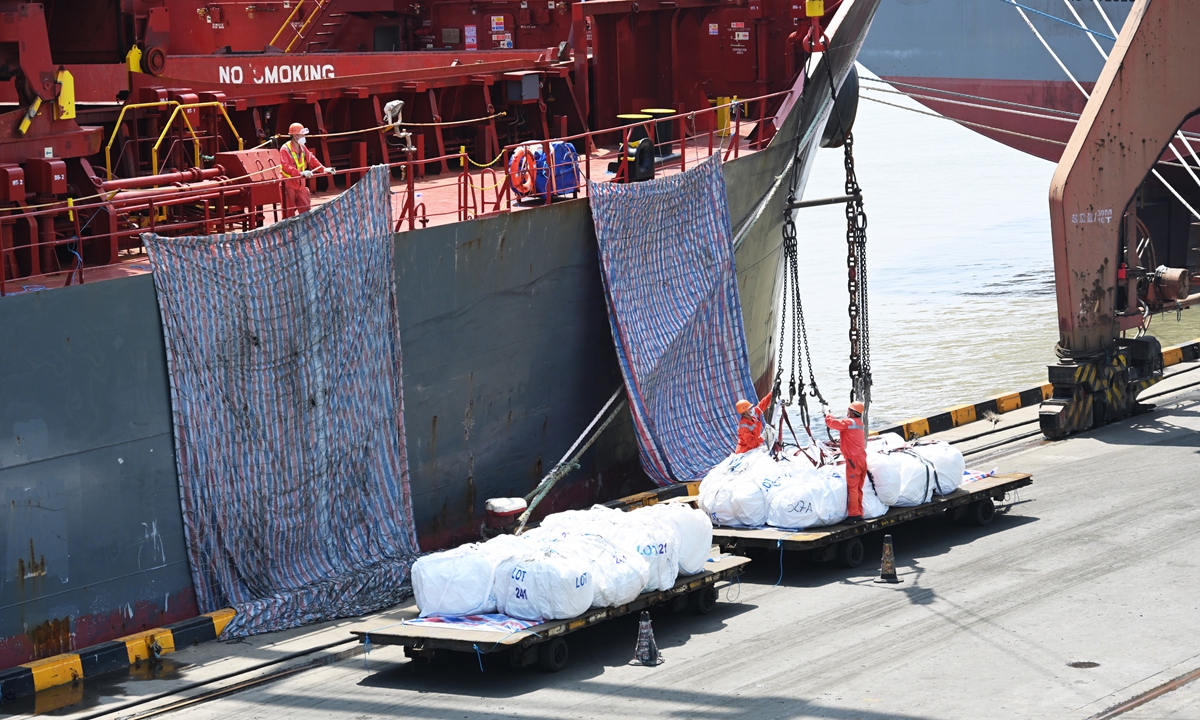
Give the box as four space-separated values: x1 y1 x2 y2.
825 401 867 523
279 123 335 218
734 391 774 453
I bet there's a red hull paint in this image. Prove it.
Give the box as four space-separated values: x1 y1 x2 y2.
879 76 1091 162
881 76 1200 163
0 587 198 670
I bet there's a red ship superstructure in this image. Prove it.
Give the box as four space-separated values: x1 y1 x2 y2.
0 0 831 287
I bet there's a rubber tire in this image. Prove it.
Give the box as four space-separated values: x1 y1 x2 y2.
970 498 996 527
836 536 865 569
688 585 719 615
538 637 569 673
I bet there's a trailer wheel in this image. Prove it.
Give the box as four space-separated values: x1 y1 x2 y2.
538 637 569 672
969 498 996 527
688 585 719 615
837 537 865 568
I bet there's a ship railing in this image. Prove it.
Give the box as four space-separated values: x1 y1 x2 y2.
0 90 793 296
0 150 474 295
493 89 791 210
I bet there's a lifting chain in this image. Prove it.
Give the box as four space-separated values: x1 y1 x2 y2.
774 65 827 432
823 60 873 426
843 133 871 409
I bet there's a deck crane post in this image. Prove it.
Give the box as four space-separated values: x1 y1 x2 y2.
1040 0 1200 438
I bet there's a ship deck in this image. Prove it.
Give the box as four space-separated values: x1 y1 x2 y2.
2 120 767 296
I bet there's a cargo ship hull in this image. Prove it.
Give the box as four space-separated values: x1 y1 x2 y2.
0 0 878 670
858 0 1132 161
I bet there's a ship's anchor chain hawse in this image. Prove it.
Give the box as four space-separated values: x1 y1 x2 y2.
775 55 872 437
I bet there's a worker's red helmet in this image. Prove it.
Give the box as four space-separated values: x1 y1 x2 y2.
288 122 309 137
848 401 865 416
735 399 752 414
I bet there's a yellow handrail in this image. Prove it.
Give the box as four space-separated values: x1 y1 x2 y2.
150 102 245 175
105 101 180 180
284 0 331 52
268 0 309 49
268 0 332 52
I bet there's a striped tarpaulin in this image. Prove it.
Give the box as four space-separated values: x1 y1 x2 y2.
589 155 758 485
144 166 420 637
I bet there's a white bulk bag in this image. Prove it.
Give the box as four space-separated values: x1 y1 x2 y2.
867 449 937 507
412 545 496 617
538 505 625 534
765 462 824 529
616 511 681 592
698 448 787 527
767 463 848 529
495 539 595 621
867 432 907 452
908 440 965 494
574 534 651 607
860 469 890 519
413 533 531 617
640 503 713 575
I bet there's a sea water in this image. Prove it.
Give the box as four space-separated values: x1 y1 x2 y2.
785 67 1200 429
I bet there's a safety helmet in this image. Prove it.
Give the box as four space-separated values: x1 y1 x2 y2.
848 401 865 416
288 122 309 137
735 399 752 414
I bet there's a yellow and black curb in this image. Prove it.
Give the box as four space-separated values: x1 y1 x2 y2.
0 608 235 703
876 384 1053 441
1161 339 1200 368
876 338 1200 441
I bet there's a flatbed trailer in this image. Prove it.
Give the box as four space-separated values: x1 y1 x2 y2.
350 554 749 672
711 472 1033 568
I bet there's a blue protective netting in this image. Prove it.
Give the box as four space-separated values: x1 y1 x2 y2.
589 155 759 485
144 166 421 637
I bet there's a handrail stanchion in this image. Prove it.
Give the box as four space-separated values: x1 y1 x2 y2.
679 116 687 173
724 101 741 161
708 108 715 158
729 103 739 158
70 206 84 287
626 127 633 182
543 139 553 202
584 140 591 187
504 149 513 211
406 156 416 231
756 98 766 150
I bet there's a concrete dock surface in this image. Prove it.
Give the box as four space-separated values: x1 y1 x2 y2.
13 367 1200 720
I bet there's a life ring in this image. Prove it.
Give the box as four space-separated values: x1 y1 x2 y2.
508 145 536 196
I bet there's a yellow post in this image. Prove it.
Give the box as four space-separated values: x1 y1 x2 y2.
126 46 144 73
54 70 76 120
716 96 731 138
18 97 42 135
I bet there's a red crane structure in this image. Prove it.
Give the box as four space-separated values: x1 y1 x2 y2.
1040 0 1200 437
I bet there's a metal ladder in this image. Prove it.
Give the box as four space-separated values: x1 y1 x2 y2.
268 1 346 53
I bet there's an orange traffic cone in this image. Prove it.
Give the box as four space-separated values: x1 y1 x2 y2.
632 611 664 666
874 534 902 584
